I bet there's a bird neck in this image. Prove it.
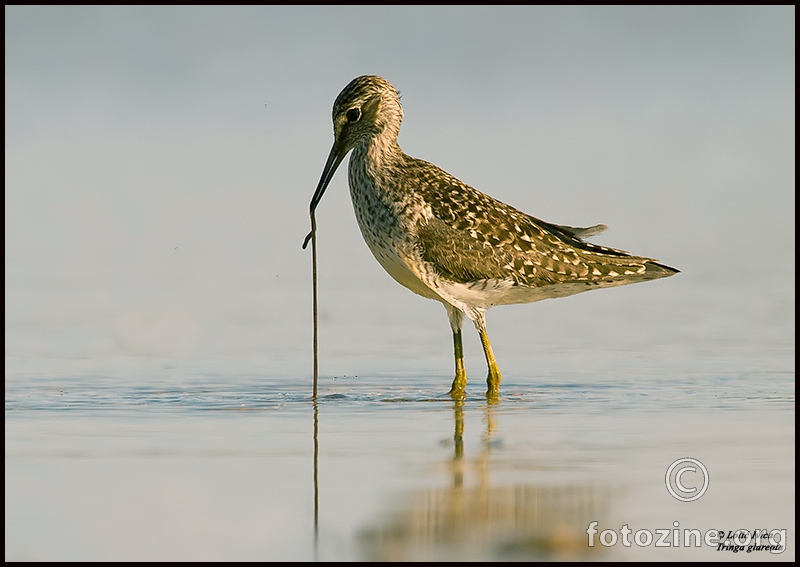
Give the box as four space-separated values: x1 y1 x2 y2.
353 128 403 173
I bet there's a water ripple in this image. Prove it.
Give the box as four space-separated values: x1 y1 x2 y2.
5 371 794 415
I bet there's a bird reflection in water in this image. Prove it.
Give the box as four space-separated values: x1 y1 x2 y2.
358 402 609 561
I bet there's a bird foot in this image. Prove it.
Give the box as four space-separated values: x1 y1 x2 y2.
449 373 467 400
486 371 501 401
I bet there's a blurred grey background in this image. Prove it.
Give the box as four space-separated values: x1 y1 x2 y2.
5 6 794 380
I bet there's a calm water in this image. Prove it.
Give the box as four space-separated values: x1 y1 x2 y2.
5 277 795 561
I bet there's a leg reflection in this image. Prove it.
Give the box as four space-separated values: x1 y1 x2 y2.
452 400 464 489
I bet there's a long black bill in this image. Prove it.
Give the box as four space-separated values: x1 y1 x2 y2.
302 141 347 249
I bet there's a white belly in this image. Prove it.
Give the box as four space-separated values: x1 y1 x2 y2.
365 240 443 302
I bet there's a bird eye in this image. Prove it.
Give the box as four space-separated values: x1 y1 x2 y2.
346 108 361 123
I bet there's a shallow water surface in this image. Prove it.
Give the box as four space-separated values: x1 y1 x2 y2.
5 357 794 561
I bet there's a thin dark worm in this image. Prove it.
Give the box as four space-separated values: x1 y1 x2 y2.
302 215 318 400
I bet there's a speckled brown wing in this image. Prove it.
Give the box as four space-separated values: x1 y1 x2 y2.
411 160 678 288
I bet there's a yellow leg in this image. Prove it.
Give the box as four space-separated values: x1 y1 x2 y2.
449 328 467 399
445 305 467 399
474 311 501 400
